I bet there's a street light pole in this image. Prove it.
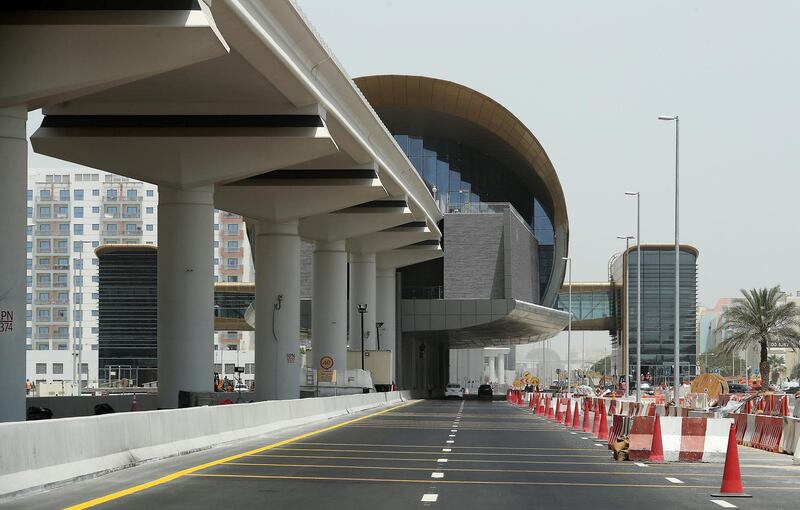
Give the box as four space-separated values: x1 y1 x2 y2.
357 304 368 370
617 233 634 398
375 321 384 351
659 115 680 401
625 189 642 404
562 257 572 394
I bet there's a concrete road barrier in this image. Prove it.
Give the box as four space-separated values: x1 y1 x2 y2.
628 416 732 462
779 417 800 455
0 390 411 500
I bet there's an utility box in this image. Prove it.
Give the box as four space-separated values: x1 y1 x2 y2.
347 350 393 387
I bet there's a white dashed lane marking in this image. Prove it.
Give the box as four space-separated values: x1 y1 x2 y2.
431 472 444 479
710 500 736 509
437 458 448 463
634 462 647 467
421 493 439 503
665 477 684 484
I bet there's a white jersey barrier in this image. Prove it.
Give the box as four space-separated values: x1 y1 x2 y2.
779 417 800 455
627 416 732 462
0 390 412 500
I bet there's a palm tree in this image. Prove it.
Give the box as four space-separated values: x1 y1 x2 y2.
717 287 800 387
767 354 785 384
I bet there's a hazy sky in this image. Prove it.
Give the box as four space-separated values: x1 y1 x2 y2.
293 0 800 361
26 1 800 362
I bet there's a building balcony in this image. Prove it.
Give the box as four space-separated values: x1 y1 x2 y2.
220 248 244 257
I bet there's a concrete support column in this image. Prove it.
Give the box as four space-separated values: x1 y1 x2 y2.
497 353 505 384
256 221 300 400
349 253 376 354
0 106 27 422
311 240 347 374
376 269 396 379
157 185 214 409
487 355 497 382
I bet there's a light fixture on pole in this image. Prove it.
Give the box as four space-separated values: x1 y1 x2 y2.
658 114 680 402
617 233 635 399
375 321 384 351
357 304 368 370
562 256 572 394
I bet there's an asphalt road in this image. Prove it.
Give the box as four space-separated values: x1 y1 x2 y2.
5 398 800 509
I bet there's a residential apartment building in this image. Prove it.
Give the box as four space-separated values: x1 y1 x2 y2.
213 210 255 367
26 169 158 390
27 168 257 391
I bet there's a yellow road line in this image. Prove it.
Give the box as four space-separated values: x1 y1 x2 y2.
220 462 800 479
63 400 418 510
189 472 773 490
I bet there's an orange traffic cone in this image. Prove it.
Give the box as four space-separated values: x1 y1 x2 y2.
564 399 572 425
711 423 751 498
553 398 561 421
598 405 609 440
582 401 592 432
571 401 581 429
592 404 601 437
546 396 555 419
609 398 616 415
648 414 665 463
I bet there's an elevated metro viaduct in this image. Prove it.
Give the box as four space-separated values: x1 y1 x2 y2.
1 1 569 420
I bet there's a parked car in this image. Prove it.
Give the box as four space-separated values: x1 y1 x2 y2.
445 383 464 399
630 381 655 395
727 383 750 394
478 384 493 400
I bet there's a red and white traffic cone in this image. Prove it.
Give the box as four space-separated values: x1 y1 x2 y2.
648 414 664 463
564 398 572 426
571 401 581 429
711 423 751 498
582 401 592 433
598 405 609 440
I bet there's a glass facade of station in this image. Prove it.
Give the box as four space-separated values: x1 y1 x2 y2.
611 247 698 384
393 134 556 300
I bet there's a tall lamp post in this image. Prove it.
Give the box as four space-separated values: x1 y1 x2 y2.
617 233 635 399
658 114 680 401
357 304 368 370
562 257 572 394
625 190 643 404
375 321 384 351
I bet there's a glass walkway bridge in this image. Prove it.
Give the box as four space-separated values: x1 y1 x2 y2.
555 282 618 331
